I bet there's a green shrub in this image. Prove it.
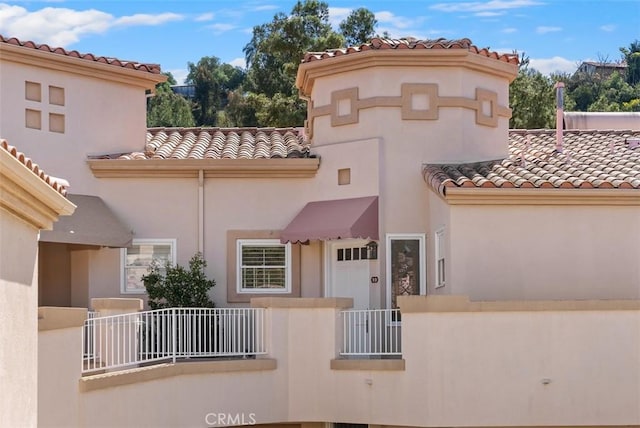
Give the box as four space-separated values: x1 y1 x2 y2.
142 252 215 309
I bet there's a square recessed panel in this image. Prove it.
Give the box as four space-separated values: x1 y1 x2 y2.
25 81 41 102
49 86 65 106
475 88 498 127
338 168 351 185
25 109 41 129
401 83 439 120
49 113 65 133
331 87 359 126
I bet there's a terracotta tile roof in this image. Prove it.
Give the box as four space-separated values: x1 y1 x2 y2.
0 139 68 195
0 34 161 74
424 130 640 196
302 37 518 65
110 127 313 160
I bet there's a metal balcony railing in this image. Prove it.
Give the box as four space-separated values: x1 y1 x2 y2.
82 307 266 374
340 309 401 357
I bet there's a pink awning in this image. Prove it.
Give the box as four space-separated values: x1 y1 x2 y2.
280 196 378 244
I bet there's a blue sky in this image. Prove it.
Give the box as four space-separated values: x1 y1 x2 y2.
1 1 638 84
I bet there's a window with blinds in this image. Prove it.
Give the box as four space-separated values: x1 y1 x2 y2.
237 239 291 293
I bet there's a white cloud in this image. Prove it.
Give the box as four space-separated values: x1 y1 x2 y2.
536 26 562 34
207 23 236 34
375 11 426 30
195 12 215 22
0 3 183 46
600 24 616 32
430 0 542 13
229 57 246 69
168 68 188 85
502 27 517 33
0 4 112 45
250 5 278 12
328 7 351 28
529 56 577 75
475 11 505 17
114 13 183 27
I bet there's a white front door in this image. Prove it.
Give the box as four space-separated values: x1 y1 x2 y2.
328 240 370 309
328 240 371 356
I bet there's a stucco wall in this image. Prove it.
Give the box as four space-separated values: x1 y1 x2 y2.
449 204 640 300
0 208 39 427
0 60 148 194
38 297 640 427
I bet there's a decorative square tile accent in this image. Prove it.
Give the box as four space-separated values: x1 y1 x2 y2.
49 113 65 133
331 87 359 126
49 86 65 106
475 88 498 127
25 81 41 102
25 109 41 129
338 168 351 185
401 83 439 120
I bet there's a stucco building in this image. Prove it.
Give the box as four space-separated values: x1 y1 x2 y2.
1 34 639 427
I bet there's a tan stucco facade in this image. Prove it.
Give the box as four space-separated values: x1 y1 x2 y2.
38 296 640 427
0 143 75 427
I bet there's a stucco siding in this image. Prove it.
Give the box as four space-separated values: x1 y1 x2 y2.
449 204 640 300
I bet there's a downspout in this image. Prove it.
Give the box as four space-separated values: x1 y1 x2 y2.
198 170 204 255
554 82 565 153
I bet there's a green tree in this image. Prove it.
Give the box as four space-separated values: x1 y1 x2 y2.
509 54 556 129
339 7 377 46
588 71 640 112
186 57 245 126
620 40 640 85
147 72 195 127
142 253 215 309
243 0 345 126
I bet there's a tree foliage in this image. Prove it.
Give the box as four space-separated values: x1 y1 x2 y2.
186 57 245 126
147 72 195 127
142 253 215 309
339 7 377 46
242 0 345 126
620 40 640 85
509 54 556 129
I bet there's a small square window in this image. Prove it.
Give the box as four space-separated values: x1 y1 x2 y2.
49 86 65 106
353 248 360 260
338 168 351 185
337 248 344 261
345 248 352 261
49 113 65 133
25 109 41 130
25 81 41 102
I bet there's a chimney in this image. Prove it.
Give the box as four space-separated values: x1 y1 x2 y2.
555 82 565 153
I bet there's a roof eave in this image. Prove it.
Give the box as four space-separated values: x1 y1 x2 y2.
0 43 166 90
441 187 640 206
296 49 518 98
87 158 320 178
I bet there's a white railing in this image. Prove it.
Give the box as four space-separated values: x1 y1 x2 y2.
82 307 266 374
83 311 98 361
340 309 401 356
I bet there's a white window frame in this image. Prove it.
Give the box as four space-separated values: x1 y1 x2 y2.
385 233 426 313
435 228 446 289
236 239 292 294
120 239 177 295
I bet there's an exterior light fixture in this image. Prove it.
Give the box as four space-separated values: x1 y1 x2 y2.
366 241 378 260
